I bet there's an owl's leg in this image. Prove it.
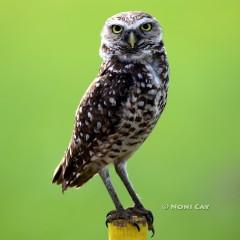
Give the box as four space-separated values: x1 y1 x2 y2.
114 162 143 207
99 167 144 231
99 167 123 211
114 162 154 233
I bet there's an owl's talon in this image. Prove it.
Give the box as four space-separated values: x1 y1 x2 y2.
150 226 155 237
132 222 140 232
126 206 154 234
106 209 118 218
105 219 109 228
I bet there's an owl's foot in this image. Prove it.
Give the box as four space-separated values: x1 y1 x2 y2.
106 209 142 231
126 206 154 236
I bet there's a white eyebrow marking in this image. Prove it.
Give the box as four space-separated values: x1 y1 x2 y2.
128 18 154 29
106 17 155 30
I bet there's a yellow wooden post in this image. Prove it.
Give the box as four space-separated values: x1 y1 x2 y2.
108 216 148 240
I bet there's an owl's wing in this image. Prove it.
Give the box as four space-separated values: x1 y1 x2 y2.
52 63 134 191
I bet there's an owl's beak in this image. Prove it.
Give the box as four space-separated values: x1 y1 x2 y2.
128 32 137 48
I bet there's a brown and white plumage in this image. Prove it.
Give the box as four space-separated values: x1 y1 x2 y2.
52 11 169 231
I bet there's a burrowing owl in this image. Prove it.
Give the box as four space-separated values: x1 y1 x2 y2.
52 11 169 232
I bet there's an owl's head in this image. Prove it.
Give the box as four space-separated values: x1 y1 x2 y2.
100 11 163 62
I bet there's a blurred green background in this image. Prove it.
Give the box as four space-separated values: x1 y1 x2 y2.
0 0 239 239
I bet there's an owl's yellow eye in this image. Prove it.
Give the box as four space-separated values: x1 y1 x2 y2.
140 23 152 32
112 25 123 34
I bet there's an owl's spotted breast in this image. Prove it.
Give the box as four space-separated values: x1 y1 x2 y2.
101 45 169 163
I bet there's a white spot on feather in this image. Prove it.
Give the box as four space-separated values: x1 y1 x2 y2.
148 89 157 95
85 134 89 141
89 151 94 156
87 112 93 121
98 104 103 112
97 122 102 129
109 97 116 106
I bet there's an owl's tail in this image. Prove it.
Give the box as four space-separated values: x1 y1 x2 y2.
52 153 99 192
52 141 77 192
52 162 68 192
52 162 63 185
